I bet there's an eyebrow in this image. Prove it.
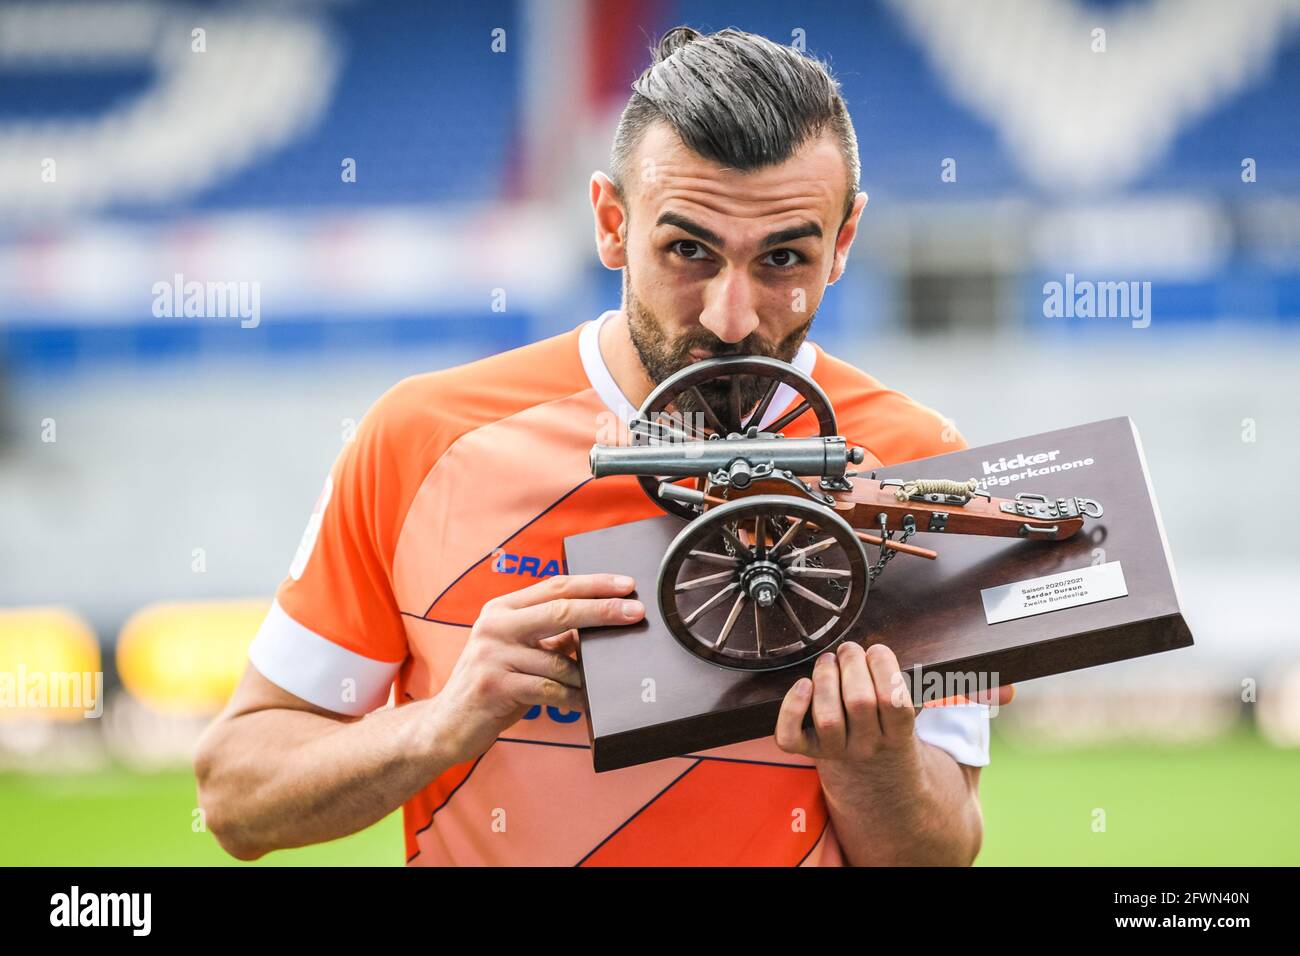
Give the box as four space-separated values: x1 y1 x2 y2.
655 212 823 251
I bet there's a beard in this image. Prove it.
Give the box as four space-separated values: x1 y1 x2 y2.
623 267 814 431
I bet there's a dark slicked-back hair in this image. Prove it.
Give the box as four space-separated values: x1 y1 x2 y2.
610 26 860 228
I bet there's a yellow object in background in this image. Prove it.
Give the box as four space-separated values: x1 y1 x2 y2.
0 606 101 721
117 600 268 716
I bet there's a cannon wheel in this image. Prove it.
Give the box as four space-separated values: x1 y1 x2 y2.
657 495 869 671
631 355 839 519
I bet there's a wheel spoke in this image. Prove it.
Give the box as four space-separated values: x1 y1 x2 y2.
786 578 847 614
785 565 852 580
777 592 809 640
687 549 739 567
744 378 782 432
683 580 740 626
729 377 743 435
767 399 812 435
779 534 838 565
769 517 806 560
754 599 764 657
713 590 749 648
689 386 728 436
676 568 737 592
755 513 766 558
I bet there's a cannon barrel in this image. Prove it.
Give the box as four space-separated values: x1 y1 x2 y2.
589 435 863 480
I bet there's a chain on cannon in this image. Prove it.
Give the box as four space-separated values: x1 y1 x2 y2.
867 511 917 583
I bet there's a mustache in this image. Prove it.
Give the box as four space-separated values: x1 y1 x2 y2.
673 332 784 360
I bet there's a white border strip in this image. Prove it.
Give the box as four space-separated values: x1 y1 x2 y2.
247 599 402 716
915 702 991 767
578 310 638 423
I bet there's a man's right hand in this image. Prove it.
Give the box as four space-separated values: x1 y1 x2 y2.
427 573 645 764
195 573 644 859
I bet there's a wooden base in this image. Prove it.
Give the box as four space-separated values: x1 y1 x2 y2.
565 416 1193 772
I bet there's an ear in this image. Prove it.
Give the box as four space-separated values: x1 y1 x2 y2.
827 191 868 285
590 172 628 270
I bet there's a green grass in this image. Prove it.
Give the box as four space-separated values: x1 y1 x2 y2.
976 728 1300 866
0 768 401 866
1 729 1296 865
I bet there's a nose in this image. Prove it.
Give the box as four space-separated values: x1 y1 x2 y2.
698 266 760 345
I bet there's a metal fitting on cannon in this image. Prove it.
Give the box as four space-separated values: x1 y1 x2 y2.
588 435 865 481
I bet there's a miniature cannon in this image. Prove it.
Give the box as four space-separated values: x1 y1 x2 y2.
588 355 1104 672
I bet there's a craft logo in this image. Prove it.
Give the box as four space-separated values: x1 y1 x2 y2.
492 550 562 578
977 448 1095 489
49 886 151 936
1043 273 1151 328
151 272 261 328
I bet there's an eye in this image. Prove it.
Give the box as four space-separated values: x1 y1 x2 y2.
762 248 804 268
671 240 712 261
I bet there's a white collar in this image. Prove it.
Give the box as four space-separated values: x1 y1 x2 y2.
579 309 817 427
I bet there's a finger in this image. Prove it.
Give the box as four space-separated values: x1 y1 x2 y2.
488 593 645 646
975 681 1015 707
835 641 881 746
491 573 636 611
500 672 585 712
865 643 914 742
501 645 582 688
774 677 815 755
810 652 846 753
924 681 1015 709
537 628 578 656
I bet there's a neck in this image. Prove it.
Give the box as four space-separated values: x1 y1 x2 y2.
598 310 658 410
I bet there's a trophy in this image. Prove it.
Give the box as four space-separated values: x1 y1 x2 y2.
565 356 1191 771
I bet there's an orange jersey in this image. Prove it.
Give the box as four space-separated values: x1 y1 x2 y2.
248 311 989 866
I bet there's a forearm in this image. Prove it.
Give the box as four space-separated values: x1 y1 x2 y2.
817 737 983 866
195 696 456 860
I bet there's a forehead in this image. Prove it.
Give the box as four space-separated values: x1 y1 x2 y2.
628 121 848 236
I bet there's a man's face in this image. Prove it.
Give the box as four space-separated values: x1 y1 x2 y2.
610 121 864 424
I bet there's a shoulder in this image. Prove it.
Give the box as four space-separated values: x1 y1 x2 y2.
357 324 589 468
809 343 967 467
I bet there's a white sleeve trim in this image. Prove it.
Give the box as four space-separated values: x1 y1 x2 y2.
248 598 402 716
914 702 990 767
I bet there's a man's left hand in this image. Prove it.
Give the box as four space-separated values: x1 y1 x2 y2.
774 641 1013 762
